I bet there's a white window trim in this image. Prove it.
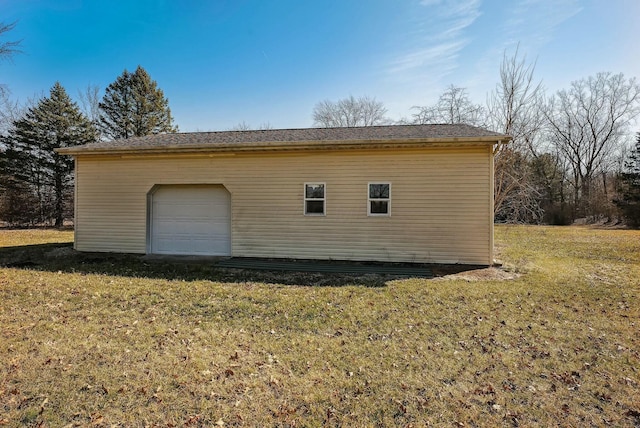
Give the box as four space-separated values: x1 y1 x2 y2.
304 182 326 216
368 182 391 217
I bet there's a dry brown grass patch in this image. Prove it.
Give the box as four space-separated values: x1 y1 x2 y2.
1 226 639 426
433 267 520 282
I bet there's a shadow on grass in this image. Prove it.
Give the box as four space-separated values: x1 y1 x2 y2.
0 242 483 287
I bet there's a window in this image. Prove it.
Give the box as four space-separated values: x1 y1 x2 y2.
368 182 390 216
304 183 325 215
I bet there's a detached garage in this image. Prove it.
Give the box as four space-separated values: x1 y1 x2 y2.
57 124 510 265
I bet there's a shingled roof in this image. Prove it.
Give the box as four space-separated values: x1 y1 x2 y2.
57 124 511 155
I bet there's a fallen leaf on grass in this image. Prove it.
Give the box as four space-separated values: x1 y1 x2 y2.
90 413 103 425
184 415 200 426
474 384 495 395
626 409 640 418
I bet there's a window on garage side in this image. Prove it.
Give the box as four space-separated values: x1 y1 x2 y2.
304 183 325 215
368 182 390 216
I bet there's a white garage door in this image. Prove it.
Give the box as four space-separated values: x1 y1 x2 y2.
150 185 231 256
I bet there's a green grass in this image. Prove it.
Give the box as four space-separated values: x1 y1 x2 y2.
1 226 639 426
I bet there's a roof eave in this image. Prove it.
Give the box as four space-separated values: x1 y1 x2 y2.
56 135 512 156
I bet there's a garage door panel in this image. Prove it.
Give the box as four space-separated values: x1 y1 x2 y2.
154 237 228 255
150 185 231 256
155 219 224 237
154 202 228 219
153 219 226 235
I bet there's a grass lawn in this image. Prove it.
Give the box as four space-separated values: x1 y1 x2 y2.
0 226 639 427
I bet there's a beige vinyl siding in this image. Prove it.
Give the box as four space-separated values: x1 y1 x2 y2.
74 145 493 264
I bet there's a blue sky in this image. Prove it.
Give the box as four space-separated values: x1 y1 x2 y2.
2 0 639 131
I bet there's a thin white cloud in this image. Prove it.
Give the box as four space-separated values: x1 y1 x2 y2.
504 0 582 49
387 40 467 76
386 0 482 83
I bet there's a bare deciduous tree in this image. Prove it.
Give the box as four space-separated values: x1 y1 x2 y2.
78 84 101 128
544 72 640 218
487 47 546 223
488 45 544 154
413 85 486 126
0 87 23 136
228 121 273 131
0 21 21 62
0 21 29 224
229 121 251 131
1 21 22 135
313 95 388 127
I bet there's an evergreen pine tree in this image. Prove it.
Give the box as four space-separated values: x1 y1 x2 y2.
99 65 177 140
615 133 640 228
3 82 97 226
